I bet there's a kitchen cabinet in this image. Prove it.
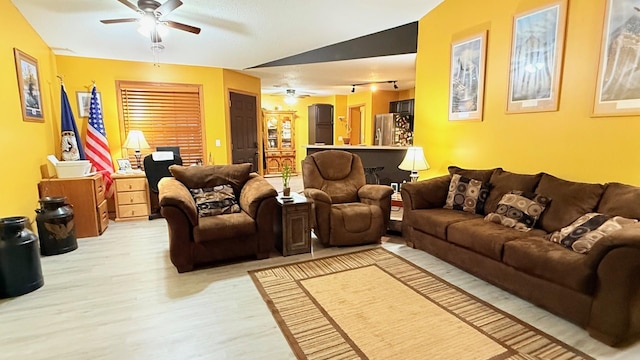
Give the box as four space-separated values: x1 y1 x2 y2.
263 110 296 174
38 174 109 238
308 104 334 145
389 99 414 115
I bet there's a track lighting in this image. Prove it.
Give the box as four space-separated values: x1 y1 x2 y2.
351 85 355 93
350 80 398 93
393 81 398 89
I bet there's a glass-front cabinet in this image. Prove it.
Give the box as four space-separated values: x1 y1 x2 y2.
263 110 296 175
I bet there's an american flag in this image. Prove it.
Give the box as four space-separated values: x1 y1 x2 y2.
85 84 114 197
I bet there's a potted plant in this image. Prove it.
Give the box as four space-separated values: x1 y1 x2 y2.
282 163 291 197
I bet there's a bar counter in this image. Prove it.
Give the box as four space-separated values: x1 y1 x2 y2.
306 145 410 185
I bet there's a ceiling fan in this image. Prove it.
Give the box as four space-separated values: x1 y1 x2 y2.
100 0 201 43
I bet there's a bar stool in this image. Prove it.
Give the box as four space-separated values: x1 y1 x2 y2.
364 166 384 184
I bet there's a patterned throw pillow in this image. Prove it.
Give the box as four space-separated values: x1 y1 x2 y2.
547 213 638 254
484 191 551 232
443 174 490 214
190 184 241 218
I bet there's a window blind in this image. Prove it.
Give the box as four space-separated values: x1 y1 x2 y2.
117 81 205 166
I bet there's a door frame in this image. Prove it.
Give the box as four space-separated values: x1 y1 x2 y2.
348 103 366 145
226 88 262 174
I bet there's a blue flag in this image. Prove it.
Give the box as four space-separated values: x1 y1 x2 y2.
60 85 85 160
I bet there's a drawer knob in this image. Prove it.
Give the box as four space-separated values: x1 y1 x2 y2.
128 184 133 189
130 197 134 203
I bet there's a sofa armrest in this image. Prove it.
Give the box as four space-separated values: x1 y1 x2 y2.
401 174 451 210
586 222 640 267
358 184 394 202
158 177 198 226
239 173 278 219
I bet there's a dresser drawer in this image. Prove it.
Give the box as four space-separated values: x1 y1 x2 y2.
116 190 147 205
97 199 109 234
118 203 149 218
116 177 147 192
94 175 106 204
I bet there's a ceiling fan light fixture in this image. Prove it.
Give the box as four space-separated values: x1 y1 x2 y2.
137 13 157 37
284 96 297 105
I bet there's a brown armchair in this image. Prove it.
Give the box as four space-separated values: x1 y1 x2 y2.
158 163 278 273
302 150 394 246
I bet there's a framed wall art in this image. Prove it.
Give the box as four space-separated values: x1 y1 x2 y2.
506 0 568 114
14 48 44 122
593 0 640 116
449 31 488 121
76 91 100 117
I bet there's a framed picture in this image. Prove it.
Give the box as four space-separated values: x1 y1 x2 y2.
449 31 488 121
76 91 100 117
14 48 44 122
593 0 640 116
506 0 567 113
116 158 132 172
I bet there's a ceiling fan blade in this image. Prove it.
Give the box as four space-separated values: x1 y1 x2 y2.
116 0 140 13
100 18 139 24
165 20 201 34
156 0 183 16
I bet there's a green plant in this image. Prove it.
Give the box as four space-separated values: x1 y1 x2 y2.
281 164 291 188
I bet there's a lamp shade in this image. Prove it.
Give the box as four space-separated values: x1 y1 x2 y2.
398 146 430 171
123 130 150 150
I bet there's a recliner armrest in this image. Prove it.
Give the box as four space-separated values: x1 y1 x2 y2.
401 174 452 210
239 174 278 219
158 177 198 226
304 188 332 205
358 184 393 202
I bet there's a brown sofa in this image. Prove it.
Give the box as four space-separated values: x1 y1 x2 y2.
302 150 394 246
401 166 640 346
158 164 278 273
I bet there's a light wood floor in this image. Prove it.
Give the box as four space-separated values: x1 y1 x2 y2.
1 220 638 359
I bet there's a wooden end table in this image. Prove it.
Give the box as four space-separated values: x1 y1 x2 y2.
275 192 311 256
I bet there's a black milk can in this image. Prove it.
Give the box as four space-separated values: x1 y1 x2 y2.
0 216 44 298
35 197 77 256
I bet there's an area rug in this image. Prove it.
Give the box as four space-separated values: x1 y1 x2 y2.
249 248 593 360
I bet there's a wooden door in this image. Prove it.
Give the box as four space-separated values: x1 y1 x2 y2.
230 92 258 171
349 105 363 145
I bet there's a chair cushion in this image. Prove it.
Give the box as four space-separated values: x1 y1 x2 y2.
407 208 481 239
190 185 241 217
329 203 385 245
170 163 252 195
443 174 490 214
503 237 595 294
193 211 256 243
597 182 640 220
534 173 604 233
447 218 547 261
484 169 542 214
302 150 366 204
547 213 638 254
484 191 551 232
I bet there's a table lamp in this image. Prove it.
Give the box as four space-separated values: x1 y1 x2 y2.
123 130 150 170
398 146 430 182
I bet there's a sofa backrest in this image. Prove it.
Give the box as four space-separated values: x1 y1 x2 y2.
597 182 640 220
483 169 543 215
168 163 253 197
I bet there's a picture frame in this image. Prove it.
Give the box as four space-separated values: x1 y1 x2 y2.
76 91 100 117
593 0 640 116
14 48 44 122
449 31 488 121
116 158 132 172
506 0 567 114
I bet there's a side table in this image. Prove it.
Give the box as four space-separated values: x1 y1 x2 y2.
275 192 311 256
112 172 150 221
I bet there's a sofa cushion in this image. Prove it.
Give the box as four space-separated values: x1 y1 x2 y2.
447 218 547 261
443 174 490 214
484 191 551 232
503 237 595 294
448 165 498 183
534 173 604 233
547 213 638 254
484 169 542 214
407 208 481 239
194 211 256 243
190 185 241 217
170 163 252 195
597 182 640 220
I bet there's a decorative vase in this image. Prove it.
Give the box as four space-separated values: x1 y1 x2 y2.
0 216 44 298
283 187 291 197
35 196 77 256
343 137 351 145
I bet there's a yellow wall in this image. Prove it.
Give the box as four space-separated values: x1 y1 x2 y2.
0 0 58 220
399 88 415 100
415 0 640 186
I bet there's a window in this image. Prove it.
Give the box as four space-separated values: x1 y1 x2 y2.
116 81 205 165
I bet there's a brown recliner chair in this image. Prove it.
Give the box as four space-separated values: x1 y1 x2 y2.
158 163 278 273
302 150 394 246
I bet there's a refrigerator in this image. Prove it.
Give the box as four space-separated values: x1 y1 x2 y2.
374 113 413 146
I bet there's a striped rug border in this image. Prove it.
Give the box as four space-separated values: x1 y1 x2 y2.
249 248 594 360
